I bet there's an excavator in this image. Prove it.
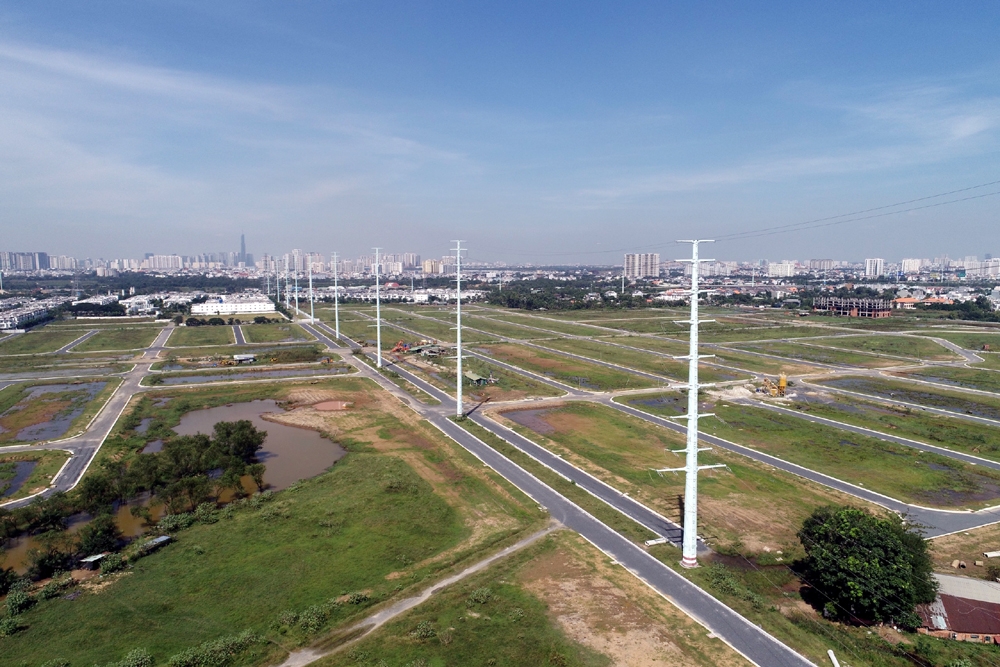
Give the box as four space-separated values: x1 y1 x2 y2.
760 373 787 397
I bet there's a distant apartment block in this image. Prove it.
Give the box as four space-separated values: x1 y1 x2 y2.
767 262 796 277
809 259 833 271
865 258 885 277
0 252 49 271
900 258 924 274
624 253 660 279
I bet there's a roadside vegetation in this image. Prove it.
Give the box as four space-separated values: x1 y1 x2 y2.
166 326 236 347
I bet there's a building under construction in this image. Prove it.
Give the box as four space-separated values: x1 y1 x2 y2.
813 296 892 318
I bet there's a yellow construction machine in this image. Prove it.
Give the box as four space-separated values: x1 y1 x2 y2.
760 373 788 397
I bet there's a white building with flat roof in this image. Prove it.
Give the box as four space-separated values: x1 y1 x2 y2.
865 258 885 277
190 293 275 316
624 253 660 279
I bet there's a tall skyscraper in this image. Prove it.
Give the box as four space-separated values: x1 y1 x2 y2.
239 234 247 265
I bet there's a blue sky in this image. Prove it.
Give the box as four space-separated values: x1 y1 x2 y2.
1 1 998 263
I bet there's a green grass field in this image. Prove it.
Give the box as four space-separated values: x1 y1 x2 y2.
809 334 956 360
913 330 1000 350
73 326 163 352
899 366 1000 393
486 312 614 337
782 394 1000 462
167 326 236 347
534 337 745 384
735 341 900 368
814 376 1000 420
0 329 87 355
478 343 659 391
241 323 313 343
691 402 1000 509
462 314 552 340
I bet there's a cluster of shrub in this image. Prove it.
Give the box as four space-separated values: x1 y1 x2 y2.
180 315 281 326
0 420 267 583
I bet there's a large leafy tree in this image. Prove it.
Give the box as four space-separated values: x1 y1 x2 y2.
797 506 937 629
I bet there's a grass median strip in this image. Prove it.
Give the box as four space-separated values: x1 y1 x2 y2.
897 366 1000 394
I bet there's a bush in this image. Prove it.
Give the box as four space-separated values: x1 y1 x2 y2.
409 621 436 639
0 616 22 637
100 648 154 667
348 591 369 605
705 565 767 610
299 605 328 634
38 577 73 601
100 553 125 575
6 589 34 616
468 587 492 605
166 630 260 666
78 512 123 556
40 660 69 667
194 502 219 524
158 512 196 532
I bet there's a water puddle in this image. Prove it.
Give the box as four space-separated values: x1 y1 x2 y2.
501 408 556 435
0 461 37 497
173 399 346 491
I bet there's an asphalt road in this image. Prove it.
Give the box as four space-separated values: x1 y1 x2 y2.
56 329 99 353
234 325 246 345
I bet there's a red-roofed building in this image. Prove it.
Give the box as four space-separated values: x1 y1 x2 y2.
918 594 1000 643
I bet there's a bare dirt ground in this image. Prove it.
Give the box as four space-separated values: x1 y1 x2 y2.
929 523 1000 576
519 533 750 667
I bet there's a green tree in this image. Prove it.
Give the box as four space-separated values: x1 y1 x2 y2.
213 420 266 463
246 463 266 493
797 506 937 629
77 513 123 556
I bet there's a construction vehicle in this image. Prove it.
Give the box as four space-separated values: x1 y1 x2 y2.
390 340 410 355
760 373 788 397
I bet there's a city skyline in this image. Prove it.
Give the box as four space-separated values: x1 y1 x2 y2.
1 3 998 261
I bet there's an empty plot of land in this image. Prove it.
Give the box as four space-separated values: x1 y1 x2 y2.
486 313 614 337
0 330 88 355
810 334 957 360
535 337 745 384
242 323 314 344
735 341 901 368
167 326 236 347
815 376 1000 421
912 331 1000 350
692 402 1000 509
72 326 163 352
896 366 1000 394
780 391 1000 463
477 343 658 391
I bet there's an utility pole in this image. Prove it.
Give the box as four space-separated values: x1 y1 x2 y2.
332 252 340 340
374 247 382 368
653 240 723 568
308 259 315 323
294 269 299 317
453 240 464 417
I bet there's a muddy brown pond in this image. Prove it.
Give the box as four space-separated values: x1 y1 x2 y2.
2 400 345 572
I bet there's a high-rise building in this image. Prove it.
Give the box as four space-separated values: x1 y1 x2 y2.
240 234 246 265
864 258 885 277
900 258 923 274
624 253 660 279
767 262 796 277
809 259 833 271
